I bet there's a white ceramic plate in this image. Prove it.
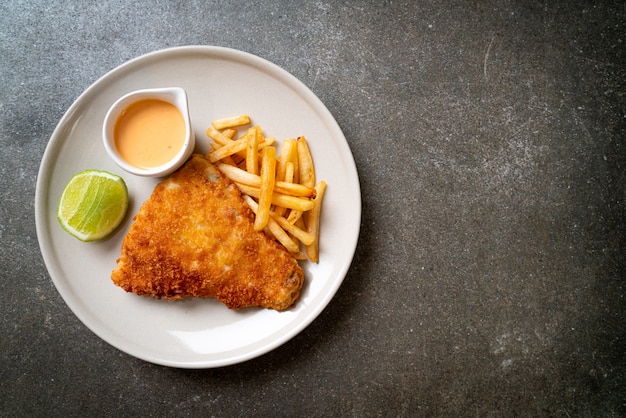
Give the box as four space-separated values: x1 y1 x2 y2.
35 46 361 368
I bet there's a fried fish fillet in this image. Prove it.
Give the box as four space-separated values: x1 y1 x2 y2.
111 154 304 310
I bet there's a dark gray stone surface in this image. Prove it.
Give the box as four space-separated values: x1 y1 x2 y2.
1 1 624 416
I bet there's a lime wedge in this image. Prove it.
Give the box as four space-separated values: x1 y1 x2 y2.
57 170 129 242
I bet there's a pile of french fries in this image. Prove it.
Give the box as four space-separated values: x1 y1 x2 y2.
205 114 326 262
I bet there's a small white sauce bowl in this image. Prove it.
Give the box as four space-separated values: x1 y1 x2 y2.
102 87 195 177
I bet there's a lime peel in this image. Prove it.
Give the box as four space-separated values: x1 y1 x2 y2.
57 170 129 241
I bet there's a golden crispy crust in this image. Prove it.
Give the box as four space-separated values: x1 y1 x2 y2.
111 154 303 310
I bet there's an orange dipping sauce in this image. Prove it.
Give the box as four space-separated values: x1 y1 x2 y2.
114 99 186 169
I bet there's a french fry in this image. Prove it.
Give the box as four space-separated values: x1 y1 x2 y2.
284 162 295 184
207 133 248 162
297 136 315 188
212 114 250 130
246 126 260 175
217 163 256 184
305 181 326 263
254 147 276 231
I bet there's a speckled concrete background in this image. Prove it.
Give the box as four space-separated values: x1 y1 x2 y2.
1 1 624 416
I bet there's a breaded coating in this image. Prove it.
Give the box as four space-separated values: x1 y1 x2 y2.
111 154 303 311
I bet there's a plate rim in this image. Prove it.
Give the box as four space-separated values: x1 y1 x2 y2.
35 45 361 368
